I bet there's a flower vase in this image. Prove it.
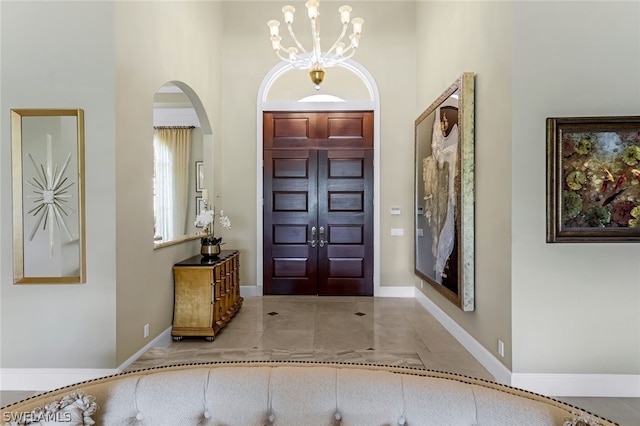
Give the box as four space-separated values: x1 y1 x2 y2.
201 241 221 258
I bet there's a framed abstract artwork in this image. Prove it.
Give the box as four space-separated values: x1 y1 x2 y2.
414 73 475 311
11 109 86 284
547 116 640 242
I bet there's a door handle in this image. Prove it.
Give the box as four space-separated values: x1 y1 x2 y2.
319 226 326 247
307 226 317 248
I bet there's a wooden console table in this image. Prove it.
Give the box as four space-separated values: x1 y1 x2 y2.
171 250 243 341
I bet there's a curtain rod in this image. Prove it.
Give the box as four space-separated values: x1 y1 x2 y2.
153 126 196 129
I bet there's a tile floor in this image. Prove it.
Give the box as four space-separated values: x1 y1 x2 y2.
126 296 639 425
3 296 639 425
127 295 493 379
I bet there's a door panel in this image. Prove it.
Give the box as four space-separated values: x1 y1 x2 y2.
318 150 373 295
264 150 318 295
263 112 373 296
326 116 367 139
264 112 373 149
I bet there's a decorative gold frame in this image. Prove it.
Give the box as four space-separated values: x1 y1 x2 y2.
11 109 86 284
414 73 475 311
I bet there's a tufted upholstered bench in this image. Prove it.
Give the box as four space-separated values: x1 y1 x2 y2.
1 361 616 425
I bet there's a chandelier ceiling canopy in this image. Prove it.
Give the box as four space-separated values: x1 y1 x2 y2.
267 0 364 89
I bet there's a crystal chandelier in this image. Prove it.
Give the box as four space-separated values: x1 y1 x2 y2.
267 0 364 89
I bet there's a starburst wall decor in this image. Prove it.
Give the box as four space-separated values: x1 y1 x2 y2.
25 134 76 258
11 108 86 284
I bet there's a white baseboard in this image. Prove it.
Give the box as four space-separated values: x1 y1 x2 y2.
116 326 173 371
375 285 416 298
240 285 259 297
0 327 173 392
414 290 640 397
0 368 119 392
511 373 640 397
414 290 512 385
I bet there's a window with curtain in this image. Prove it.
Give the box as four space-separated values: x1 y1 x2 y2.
153 127 192 242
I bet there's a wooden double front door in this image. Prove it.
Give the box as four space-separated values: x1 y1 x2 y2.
263 111 374 296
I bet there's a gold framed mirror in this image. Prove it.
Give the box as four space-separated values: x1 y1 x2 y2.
414 73 475 311
11 109 86 284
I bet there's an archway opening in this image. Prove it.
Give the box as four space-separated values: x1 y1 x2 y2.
152 81 214 248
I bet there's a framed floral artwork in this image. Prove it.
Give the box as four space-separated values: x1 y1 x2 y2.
546 116 640 242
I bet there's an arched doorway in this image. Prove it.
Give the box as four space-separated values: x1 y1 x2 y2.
256 60 381 296
152 81 214 247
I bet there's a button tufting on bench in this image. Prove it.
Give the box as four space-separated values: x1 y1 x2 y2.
0 362 617 426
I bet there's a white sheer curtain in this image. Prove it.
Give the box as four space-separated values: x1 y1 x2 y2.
153 127 192 241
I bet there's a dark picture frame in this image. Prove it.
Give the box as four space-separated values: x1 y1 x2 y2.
195 196 206 225
195 160 204 192
547 116 640 243
414 73 475 311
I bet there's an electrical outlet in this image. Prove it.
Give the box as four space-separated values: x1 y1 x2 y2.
144 323 150 339
420 281 423 289
497 339 504 357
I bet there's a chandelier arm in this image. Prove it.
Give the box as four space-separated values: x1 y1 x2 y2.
318 51 337 67
323 45 357 68
342 47 358 60
311 16 322 68
274 49 293 62
325 22 349 56
311 18 322 65
286 22 308 55
310 18 322 68
275 49 309 69
274 50 308 68
318 51 331 66
338 38 359 58
338 47 354 59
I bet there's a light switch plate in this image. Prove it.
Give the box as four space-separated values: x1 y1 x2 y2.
390 228 404 236
390 207 401 215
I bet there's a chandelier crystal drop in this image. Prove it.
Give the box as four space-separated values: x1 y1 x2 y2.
267 0 364 89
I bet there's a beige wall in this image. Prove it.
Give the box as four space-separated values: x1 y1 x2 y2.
2 0 637 381
0 1 117 368
415 0 640 377
415 1 514 369
0 0 225 369
114 1 224 364
512 1 640 374
1 0 417 370
220 1 418 288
